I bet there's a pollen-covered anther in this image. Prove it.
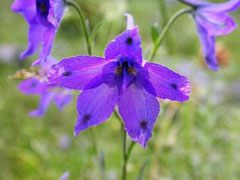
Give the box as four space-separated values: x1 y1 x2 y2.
115 66 123 75
128 67 136 75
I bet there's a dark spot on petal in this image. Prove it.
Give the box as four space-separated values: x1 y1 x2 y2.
63 71 71 76
205 56 211 62
171 83 178 90
31 82 37 88
140 120 147 129
126 37 133 45
83 114 91 124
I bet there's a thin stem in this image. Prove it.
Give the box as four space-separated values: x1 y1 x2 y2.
121 128 136 180
150 8 192 62
66 0 92 55
122 127 127 180
177 0 196 7
89 128 98 157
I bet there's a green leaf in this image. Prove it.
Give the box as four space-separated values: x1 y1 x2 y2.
89 22 102 47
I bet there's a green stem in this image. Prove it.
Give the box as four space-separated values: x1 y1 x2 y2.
150 8 192 62
66 0 92 55
122 127 127 180
121 127 136 180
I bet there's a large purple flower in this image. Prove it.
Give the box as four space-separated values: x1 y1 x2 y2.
11 0 66 65
180 0 240 71
48 14 191 147
19 57 72 117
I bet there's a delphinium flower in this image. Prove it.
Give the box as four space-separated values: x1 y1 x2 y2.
48 14 191 147
179 0 240 71
11 0 66 65
18 56 72 117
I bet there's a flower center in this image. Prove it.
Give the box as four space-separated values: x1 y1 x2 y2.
115 58 136 76
36 0 50 18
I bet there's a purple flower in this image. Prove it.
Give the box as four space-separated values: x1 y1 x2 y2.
180 0 240 71
19 57 72 117
11 0 66 65
48 14 191 147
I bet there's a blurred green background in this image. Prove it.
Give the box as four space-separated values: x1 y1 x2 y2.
1 0 240 179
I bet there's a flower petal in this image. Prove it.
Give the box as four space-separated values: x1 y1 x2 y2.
48 56 107 90
18 78 48 95
124 13 135 30
54 91 72 110
74 83 118 135
48 0 65 28
104 27 143 64
144 63 191 102
196 11 237 36
20 19 45 59
201 0 240 12
29 92 55 117
118 83 160 148
33 27 56 65
196 23 219 71
11 0 36 22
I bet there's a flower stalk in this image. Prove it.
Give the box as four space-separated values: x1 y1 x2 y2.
150 8 192 62
66 0 92 55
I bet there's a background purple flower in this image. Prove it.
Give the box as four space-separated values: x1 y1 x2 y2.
18 57 72 117
48 14 191 147
11 0 66 65
181 0 240 71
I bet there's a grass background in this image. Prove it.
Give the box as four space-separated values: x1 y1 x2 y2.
0 0 240 179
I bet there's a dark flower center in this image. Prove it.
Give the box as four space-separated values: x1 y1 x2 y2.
115 59 136 76
36 0 50 18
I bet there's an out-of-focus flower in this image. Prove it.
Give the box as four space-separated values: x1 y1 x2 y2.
48 14 190 147
199 43 231 68
11 0 66 65
58 135 71 149
59 171 69 180
180 0 240 71
18 57 72 117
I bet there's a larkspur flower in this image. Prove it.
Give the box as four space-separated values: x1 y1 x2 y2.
48 14 191 147
11 0 66 65
19 57 72 117
180 0 240 71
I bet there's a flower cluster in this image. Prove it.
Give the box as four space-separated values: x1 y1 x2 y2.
11 0 240 147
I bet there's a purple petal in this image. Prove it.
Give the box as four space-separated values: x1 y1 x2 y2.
196 11 238 36
11 0 36 22
59 171 70 180
124 13 135 30
144 63 191 102
29 92 55 117
74 83 118 135
54 90 72 110
48 0 65 28
20 19 45 59
104 27 143 64
48 56 107 90
200 0 240 12
196 23 219 71
118 83 160 148
18 79 48 95
33 27 56 66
